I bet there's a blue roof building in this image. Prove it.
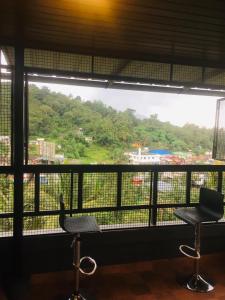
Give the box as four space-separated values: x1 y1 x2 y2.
148 149 172 155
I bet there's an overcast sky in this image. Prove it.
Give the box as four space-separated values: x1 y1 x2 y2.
34 82 218 129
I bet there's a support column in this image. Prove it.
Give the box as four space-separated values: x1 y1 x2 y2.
13 44 24 276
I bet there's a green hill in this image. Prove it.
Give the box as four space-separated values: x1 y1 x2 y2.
29 85 213 163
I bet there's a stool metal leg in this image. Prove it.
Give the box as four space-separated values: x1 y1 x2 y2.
186 223 214 292
68 234 87 300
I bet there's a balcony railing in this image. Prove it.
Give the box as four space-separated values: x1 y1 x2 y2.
1 164 225 237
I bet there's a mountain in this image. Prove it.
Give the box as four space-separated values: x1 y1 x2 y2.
29 85 213 163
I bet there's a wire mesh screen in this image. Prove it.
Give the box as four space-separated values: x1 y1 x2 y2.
119 61 170 81
190 172 218 203
23 172 78 235
1 47 15 66
23 47 225 96
94 57 125 75
213 98 225 160
83 173 117 208
157 207 183 225
25 49 92 73
173 65 202 82
39 173 77 211
157 172 186 205
0 53 12 166
23 215 60 236
121 172 151 206
23 173 35 212
205 68 225 86
0 174 13 236
74 210 149 230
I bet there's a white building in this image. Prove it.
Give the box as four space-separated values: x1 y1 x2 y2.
128 148 161 165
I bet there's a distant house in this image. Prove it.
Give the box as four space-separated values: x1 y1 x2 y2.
128 148 161 164
128 148 172 165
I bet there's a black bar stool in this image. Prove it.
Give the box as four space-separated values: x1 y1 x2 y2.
174 187 224 292
59 194 101 300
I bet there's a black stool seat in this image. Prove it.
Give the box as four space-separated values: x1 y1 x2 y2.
174 207 222 226
174 187 224 293
59 194 101 299
63 215 100 234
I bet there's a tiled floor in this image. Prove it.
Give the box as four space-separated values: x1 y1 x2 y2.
28 252 225 300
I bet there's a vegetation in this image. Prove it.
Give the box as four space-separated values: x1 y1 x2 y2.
29 85 213 163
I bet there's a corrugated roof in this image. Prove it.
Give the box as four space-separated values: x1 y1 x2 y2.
1 0 225 67
1 1 225 95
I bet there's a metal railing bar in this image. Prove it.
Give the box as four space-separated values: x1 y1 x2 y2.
21 202 201 217
0 213 14 218
186 171 191 206
0 168 13 174
23 164 225 173
34 172 40 213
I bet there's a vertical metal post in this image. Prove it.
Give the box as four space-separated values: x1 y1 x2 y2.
13 44 24 275
70 172 74 216
170 63 173 82
78 172 83 211
151 171 158 225
73 234 81 299
186 171 191 206
24 72 29 164
194 223 200 279
34 172 40 213
117 171 122 208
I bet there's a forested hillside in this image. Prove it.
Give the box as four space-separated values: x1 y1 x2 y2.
29 85 213 163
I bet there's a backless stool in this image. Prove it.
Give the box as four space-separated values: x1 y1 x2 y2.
174 187 224 292
59 194 101 300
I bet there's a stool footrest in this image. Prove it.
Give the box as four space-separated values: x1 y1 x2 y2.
179 244 200 259
79 256 97 276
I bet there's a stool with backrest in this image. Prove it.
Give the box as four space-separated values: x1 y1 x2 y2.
174 187 224 292
59 194 101 300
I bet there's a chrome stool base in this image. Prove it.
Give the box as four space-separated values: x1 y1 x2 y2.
186 274 214 293
68 294 86 300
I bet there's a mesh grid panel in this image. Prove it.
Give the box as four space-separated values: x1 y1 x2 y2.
0 68 12 166
122 172 151 206
39 173 77 211
23 215 60 235
83 173 117 208
120 61 170 81
190 172 218 203
157 172 186 205
213 99 225 160
173 65 202 82
23 173 35 212
74 210 149 230
157 207 183 225
94 57 125 75
221 172 225 220
24 48 225 93
0 174 13 236
25 49 92 73
0 174 13 214
0 218 13 237
205 68 225 85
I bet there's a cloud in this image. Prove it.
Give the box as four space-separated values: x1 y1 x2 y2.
34 82 218 128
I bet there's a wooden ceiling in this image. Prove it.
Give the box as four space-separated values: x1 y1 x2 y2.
1 0 225 68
